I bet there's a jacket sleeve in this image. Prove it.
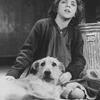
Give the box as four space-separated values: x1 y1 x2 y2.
66 28 86 80
6 21 41 78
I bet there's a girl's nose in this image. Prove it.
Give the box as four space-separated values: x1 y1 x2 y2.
66 0 70 8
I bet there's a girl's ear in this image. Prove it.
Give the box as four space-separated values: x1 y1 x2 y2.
59 63 65 73
30 61 39 74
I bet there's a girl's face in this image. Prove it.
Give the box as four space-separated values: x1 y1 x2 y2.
57 0 77 20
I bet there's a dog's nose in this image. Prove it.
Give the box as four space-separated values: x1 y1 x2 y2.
44 71 51 76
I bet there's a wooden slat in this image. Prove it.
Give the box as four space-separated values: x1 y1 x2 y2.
78 23 100 70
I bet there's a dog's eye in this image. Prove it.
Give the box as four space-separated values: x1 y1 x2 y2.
41 61 45 66
52 62 57 67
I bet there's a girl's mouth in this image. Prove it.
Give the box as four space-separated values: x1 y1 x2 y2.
65 9 70 13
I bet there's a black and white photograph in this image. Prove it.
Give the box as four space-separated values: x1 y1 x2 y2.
0 0 100 100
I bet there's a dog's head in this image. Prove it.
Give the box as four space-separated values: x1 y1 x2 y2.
29 56 65 84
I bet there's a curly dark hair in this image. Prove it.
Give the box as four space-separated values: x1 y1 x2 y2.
48 0 85 25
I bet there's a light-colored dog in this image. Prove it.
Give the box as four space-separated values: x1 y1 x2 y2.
30 56 65 84
0 56 66 100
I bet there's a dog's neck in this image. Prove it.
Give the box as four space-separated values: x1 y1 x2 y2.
25 74 60 86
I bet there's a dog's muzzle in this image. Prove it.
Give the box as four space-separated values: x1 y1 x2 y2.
44 70 51 76
43 70 54 82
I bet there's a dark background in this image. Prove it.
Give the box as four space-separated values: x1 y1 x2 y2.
84 0 100 22
0 0 53 57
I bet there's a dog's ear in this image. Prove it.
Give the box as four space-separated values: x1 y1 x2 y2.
30 61 39 74
59 63 65 73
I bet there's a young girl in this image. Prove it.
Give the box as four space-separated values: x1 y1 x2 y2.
6 0 86 84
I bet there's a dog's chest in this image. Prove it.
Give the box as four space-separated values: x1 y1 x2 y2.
27 79 63 99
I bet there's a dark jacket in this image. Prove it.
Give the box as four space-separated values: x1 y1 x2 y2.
6 18 86 79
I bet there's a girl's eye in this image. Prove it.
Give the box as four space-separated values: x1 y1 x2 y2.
61 0 66 3
71 3 76 6
62 1 66 3
71 1 77 6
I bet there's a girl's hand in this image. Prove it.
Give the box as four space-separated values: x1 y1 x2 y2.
1 76 15 81
59 72 72 84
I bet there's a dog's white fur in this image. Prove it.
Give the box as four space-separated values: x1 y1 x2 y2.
0 56 65 100
31 56 65 84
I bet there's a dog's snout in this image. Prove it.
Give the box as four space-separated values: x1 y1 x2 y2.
44 71 51 76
